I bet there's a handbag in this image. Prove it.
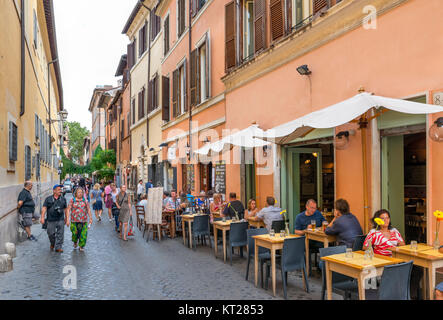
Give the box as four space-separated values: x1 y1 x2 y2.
112 193 126 217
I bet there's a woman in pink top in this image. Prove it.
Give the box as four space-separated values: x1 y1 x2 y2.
363 209 405 256
209 194 224 223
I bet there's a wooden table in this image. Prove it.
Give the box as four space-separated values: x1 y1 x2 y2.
389 244 443 300
182 214 195 248
247 217 266 229
162 210 176 239
321 251 404 300
304 228 337 274
213 220 232 263
253 234 300 297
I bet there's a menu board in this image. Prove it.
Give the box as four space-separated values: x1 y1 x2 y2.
214 161 226 194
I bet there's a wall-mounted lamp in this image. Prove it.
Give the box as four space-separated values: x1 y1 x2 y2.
429 117 443 142
159 142 168 148
296 65 312 76
185 143 191 161
334 130 355 150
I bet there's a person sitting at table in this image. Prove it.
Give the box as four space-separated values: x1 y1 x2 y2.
162 191 171 209
256 197 283 231
166 190 181 211
209 194 223 223
138 194 148 207
324 199 363 248
363 209 405 256
222 192 245 220
436 282 443 300
244 199 259 219
294 199 326 235
207 190 214 205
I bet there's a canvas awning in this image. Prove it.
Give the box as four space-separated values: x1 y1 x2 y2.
194 124 270 155
260 92 443 144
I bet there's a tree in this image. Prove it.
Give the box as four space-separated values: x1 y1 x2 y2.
66 121 90 163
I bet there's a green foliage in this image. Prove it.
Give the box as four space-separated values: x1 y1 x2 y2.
66 121 90 163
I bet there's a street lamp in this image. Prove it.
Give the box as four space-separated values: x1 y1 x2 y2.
296 64 312 76
429 117 443 142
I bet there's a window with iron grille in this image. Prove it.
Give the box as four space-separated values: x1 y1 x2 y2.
9 122 18 162
25 146 31 180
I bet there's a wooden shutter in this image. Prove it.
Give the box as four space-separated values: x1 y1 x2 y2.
162 76 170 121
154 76 159 109
178 0 186 36
270 0 285 42
127 43 134 69
183 59 188 112
225 1 236 71
9 122 18 161
148 80 153 113
313 0 329 15
191 0 197 17
172 69 179 117
190 48 197 107
286 0 292 34
254 0 267 53
164 16 170 55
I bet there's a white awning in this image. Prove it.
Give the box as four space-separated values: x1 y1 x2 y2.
260 92 443 144
194 124 270 155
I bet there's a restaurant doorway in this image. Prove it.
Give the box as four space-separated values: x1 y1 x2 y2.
200 162 213 193
381 131 427 243
284 143 335 227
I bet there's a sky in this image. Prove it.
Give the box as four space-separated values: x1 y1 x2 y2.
53 0 138 131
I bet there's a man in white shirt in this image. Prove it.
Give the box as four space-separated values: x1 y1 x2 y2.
137 180 145 202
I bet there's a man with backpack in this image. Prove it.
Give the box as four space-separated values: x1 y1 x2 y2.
40 185 68 253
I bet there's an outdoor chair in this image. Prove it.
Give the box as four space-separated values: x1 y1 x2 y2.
212 217 223 244
245 228 276 288
265 236 309 299
319 245 358 300
350 260 413 300
352 235 367 252
192 215 211 250
271 220 285 233
135 205 145 231
228 221 249 266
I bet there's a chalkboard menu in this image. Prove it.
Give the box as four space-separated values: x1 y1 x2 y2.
214 161 226 194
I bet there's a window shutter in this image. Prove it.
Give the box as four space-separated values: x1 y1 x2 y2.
138 91 142 120
127 112 131 134
183 59 188 112
286 0 292 34
313 0 329 15
154 76 159 109
35 115 39 139
127 43 134 69
162 76 170 121
225 1 236 71
9 122 18 162
254 0 267 53
191 0 198 17
25 146 31 180
164 16 170 55
190 48 197 107
270 0 285 42
148 80 153 113
178 0 186 36
172 69 179 118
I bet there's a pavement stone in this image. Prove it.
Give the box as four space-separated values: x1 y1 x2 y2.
0 195 342 300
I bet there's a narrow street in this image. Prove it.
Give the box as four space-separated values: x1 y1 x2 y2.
0 194 337 300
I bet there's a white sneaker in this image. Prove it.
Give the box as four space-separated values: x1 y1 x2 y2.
109 218 113 222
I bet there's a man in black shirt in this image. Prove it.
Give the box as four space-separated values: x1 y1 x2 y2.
40 185 68 252
17 181 37 241
222 192 245 220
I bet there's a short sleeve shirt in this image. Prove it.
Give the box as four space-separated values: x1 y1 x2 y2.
91 190 102 202
18 189 35 214
69 198 89 223
294 210 326 231
43 195 67 221
363 228 404 256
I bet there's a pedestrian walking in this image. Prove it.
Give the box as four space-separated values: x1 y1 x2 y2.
104 183 113 222
91 183 104 221
110 183 121 230
137 180 145 202
67 188 93 251
17 181 37 241
116 185 131 241
40 185 68 253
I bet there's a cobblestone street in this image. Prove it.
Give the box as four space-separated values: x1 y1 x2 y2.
0 196 341 300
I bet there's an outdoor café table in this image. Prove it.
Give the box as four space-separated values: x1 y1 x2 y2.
162 210 176 239
321 250 404 300
304 228 337 274
182 214 195 248
247 216 266 229
253 234 301 297
213 219 233 263
389 244 443 300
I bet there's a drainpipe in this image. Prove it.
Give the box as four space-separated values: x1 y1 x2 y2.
139 0 152 181
188 0 193 166
20 0 26 116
